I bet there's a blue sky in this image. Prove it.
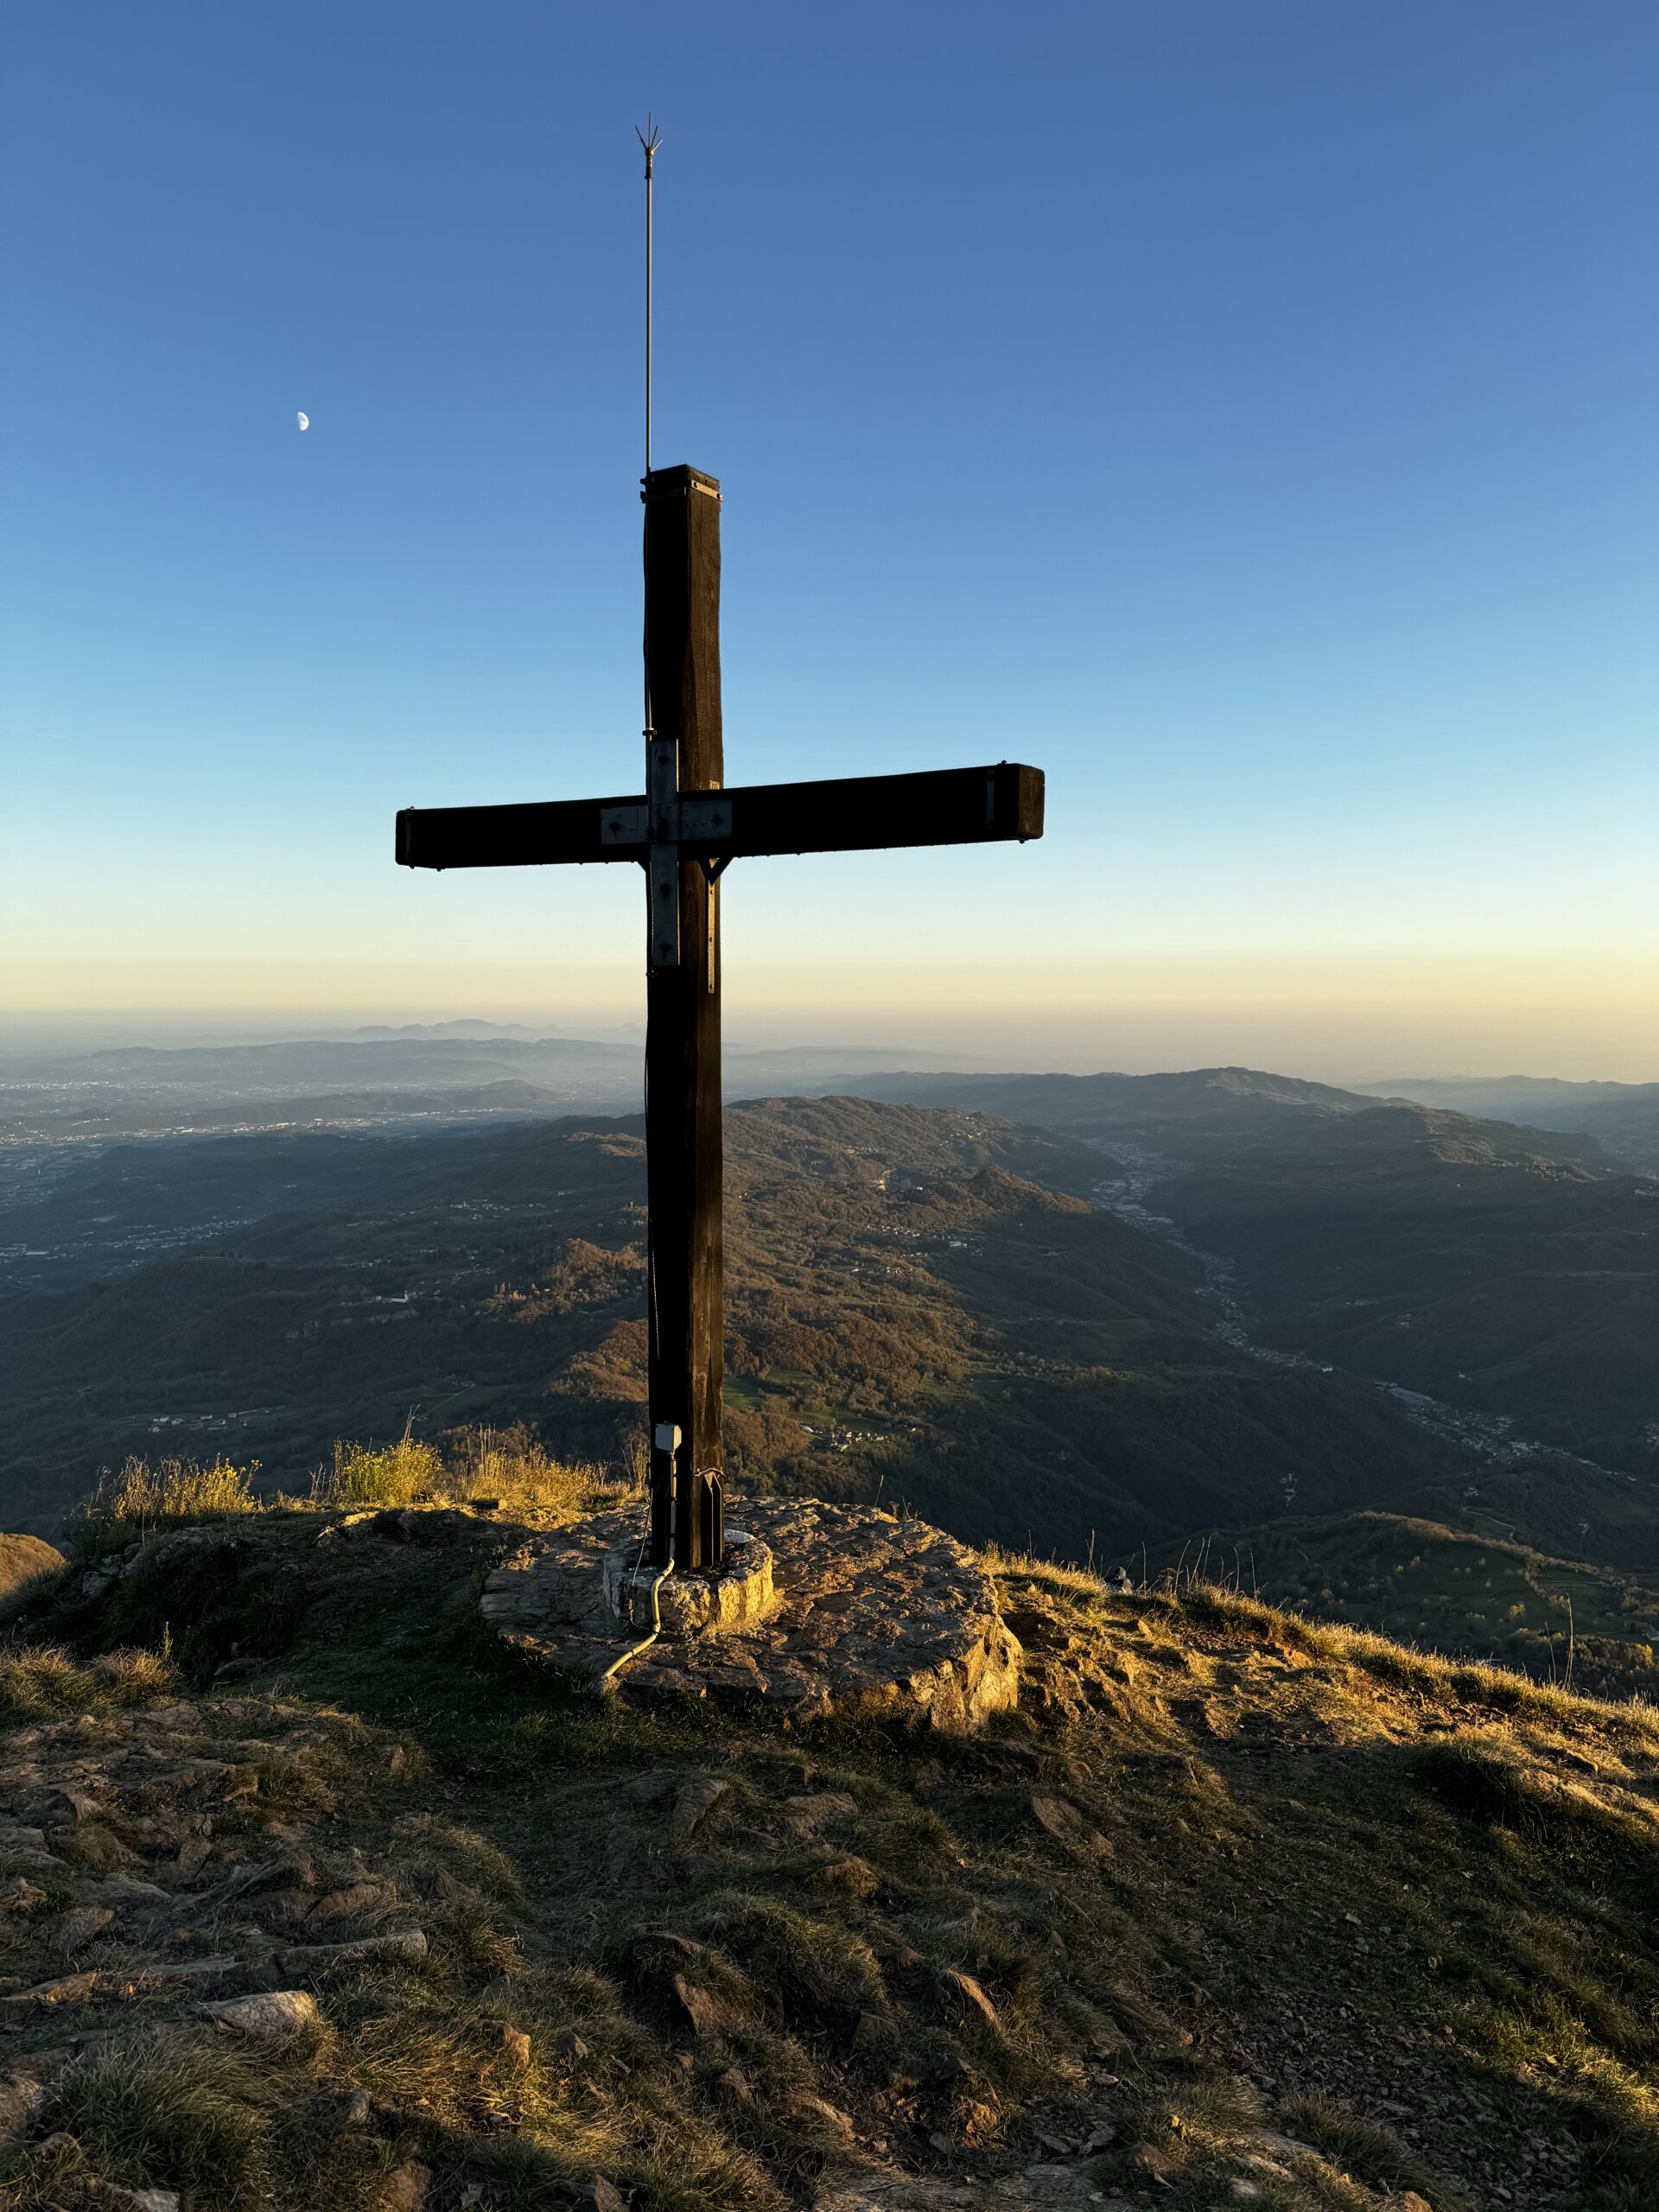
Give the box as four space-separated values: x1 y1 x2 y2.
3 1 1655 1076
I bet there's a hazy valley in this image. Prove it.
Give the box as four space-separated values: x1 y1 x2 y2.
3 1041 1656 1691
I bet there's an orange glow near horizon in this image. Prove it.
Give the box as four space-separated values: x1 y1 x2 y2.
7 950 1656 1084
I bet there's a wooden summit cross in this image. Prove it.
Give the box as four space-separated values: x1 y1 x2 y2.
397 466 1043 1573
397 467 1042 1572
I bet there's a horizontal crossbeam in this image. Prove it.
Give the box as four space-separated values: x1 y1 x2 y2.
396 762 1044 872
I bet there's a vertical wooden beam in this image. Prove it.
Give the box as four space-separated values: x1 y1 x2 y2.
643 464 724 1570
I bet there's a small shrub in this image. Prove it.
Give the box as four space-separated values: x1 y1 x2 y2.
65 1455 260 1560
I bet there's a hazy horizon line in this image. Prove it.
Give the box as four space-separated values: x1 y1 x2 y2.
0 1007 1653 1093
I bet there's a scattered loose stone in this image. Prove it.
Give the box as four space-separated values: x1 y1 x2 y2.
1 1970 99 2006
381 2159 431 2210
36 1905 114 1954
142 1956 242 1983
198 1988 321 2037
670 1777 729 1840
499 2024 531 2068
672 1974 725 2038
620 1768 678 1806
0 1847 61 1876
277 1928 428 1974
41 1785 100 1825
1129 2140 1176 2183
0 2072 50 2143
785 1790 858 1834
1030 1795 1085 1839
307 1880 390 1922
91 1876 169 1907
1021 2166 1083 2194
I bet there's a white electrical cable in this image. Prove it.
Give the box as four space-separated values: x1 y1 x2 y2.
601 1558 676 1686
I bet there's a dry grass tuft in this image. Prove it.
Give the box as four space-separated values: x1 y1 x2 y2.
51 1427 626 1572
317 1434 444 1510
41 2030 281 2207
65 1454 262 1560
1284 2093 1459 2204
315 1423 627 1517
712 1895 890 2036
439 1422 630 1515
0 1641 175 1721
1166 1578 1659 1744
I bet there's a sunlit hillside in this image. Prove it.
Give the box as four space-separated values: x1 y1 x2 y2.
0 1458 1656 2209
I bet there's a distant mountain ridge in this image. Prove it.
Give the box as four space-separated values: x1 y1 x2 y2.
1356 1073 1659 1173
0 1032 999 1146
832 1064 1619 1172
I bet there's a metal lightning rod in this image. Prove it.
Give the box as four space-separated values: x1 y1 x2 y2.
637 117 662 480
637 118 664 751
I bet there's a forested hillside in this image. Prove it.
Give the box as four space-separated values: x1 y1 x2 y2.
1155 1107 1656 1469
0 1096 1462 1545
846 1067 1658 1472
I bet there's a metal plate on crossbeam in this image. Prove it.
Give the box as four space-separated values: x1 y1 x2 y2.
679 796 732 841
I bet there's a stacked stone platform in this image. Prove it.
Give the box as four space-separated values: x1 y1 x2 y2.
480 1498 1022 1730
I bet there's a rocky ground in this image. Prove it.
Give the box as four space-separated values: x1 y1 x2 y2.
480 1500 1020 1728
0 1499 1656 2210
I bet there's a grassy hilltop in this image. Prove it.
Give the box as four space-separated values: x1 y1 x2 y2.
0 1459 1657 2209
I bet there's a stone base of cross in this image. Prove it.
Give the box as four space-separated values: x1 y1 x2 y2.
397 465 1043 1573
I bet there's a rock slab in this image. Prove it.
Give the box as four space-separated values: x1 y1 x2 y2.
481 1499 1021 1730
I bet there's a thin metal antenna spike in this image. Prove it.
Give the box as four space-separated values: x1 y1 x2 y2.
637 118 662 481
636 118 663 745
